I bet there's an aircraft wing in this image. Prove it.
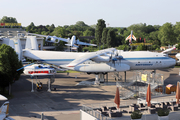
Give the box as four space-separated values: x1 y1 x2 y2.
76 40 97 46
161 47 176 54
27 33 69 43
66 48 116 67
125 35 136 40
27 33 47 37
52 36 69 43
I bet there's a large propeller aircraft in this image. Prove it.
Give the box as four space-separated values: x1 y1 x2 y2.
22 38 176 82
27 33 97 50
2 36 176 83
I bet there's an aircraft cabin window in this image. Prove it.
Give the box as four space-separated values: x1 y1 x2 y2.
160 61 161 63
156 61 158 63
149 61 151 63
138 62 140 63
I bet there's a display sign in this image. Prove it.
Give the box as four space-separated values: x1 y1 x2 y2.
130 43 152 46
141 74 147 81
0 23 21 26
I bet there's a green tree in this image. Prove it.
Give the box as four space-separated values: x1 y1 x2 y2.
176 43 180 50
101 28 108 45
174 22 180 43
30 22 35 26
95 19 106 46
49 24 55 33
0 16 18 23
158 22 175 46
0 44 23 94
52 26 66 37
26 22 35 32
106 29 116 47
83 29 94 36
149 31 161 45
75 21 88 27
135 44 146 51
117 44 129 51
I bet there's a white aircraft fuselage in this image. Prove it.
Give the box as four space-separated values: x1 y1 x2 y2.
23 50 176 73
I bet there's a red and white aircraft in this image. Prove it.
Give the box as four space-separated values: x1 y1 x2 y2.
23 64 56 76
126 30 136 44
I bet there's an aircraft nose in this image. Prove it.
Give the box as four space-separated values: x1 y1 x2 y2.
170 58 176 67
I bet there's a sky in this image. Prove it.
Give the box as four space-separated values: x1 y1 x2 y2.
1 0 180 27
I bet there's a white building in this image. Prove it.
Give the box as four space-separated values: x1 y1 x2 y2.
0 28 43 50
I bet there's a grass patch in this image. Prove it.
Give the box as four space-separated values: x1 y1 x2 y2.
175 65 180 68
57 70 80 73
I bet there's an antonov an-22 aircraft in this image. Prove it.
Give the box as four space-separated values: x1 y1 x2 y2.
23 48 176 78
20 36 176 81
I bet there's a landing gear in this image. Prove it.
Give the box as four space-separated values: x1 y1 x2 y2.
31 76 34 92
124 71 126 83
99 74 105 83
47 79 51 92
94 73 106 85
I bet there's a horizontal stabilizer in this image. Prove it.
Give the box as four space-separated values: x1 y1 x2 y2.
76 40 97 46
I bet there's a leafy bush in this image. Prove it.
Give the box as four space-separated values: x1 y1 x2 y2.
131 110 142 119
157 109 169 116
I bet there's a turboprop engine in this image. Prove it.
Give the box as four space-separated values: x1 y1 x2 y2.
74 63 130 72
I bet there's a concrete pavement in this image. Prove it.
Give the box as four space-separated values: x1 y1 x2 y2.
8 68 180 120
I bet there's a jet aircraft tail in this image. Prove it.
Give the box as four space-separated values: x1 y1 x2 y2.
25 36 38 50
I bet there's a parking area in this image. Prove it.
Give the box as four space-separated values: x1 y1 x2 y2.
9 68 180 120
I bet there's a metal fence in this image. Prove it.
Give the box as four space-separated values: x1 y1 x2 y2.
81 96 177 120
116 70 164 99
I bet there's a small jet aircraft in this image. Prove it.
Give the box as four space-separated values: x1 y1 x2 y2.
126 30 136 44
27 33 97 49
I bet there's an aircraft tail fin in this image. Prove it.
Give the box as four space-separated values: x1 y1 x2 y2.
9 37 22 61
25 36 38 50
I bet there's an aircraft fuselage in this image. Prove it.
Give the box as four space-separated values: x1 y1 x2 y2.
23 50 176 72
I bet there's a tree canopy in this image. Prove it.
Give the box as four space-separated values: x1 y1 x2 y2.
95 19 106 46
1 15 179 51
0 44 23 93
0 16 18 23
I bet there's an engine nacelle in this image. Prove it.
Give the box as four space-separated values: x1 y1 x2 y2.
74 63 130 72
91 56 110 63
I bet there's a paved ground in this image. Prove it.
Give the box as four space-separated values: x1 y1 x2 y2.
8 68 180 120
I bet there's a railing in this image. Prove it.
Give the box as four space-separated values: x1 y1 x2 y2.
81 96 177 120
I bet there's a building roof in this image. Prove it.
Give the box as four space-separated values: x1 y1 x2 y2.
0 28 27 38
